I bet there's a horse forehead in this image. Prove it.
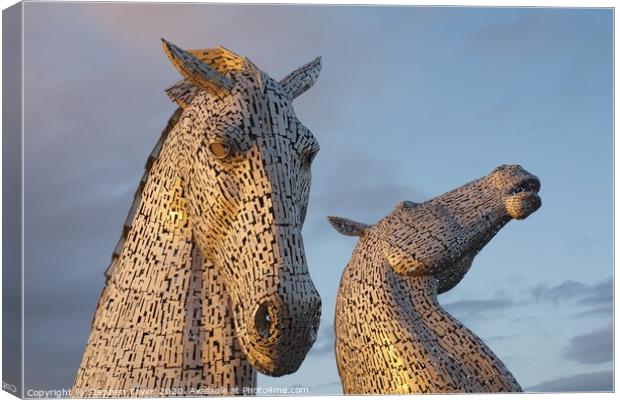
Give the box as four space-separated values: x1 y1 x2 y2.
243 87 314 148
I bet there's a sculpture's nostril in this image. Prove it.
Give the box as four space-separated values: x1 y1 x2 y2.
254 301 275 339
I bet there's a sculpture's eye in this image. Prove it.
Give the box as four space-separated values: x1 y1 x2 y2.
208 142 230 159
254 301 275 339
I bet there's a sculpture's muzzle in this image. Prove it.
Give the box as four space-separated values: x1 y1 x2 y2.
234 275 321 376
491 165 542 220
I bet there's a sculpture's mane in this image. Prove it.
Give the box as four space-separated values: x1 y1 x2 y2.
103 107 182 281
104 47 259 281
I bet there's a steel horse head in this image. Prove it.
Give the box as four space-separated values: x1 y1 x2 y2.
161 40 323 375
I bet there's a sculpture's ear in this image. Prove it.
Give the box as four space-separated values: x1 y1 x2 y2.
327 216 370 237
162 39 234 97
280 56 322 99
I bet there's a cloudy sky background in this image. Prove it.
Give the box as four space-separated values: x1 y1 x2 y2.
18 2 612 394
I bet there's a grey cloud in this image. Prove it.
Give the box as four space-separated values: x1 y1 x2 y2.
441 297 513 321
527 370 613 392
562 324 613 365
530 277 612 307
524 278 613 324
577 280 613 307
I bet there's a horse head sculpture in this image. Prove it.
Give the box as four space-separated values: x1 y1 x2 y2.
328 165 541 393
161 40 322 376
73 40 323 396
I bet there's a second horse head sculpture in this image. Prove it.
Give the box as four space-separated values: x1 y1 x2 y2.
329 164 541 394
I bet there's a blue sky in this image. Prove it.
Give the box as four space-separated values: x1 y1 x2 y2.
19 3 612 394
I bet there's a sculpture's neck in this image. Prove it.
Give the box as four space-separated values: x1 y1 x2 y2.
393 270 522 393
402 273 440 306
108 141 193 299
